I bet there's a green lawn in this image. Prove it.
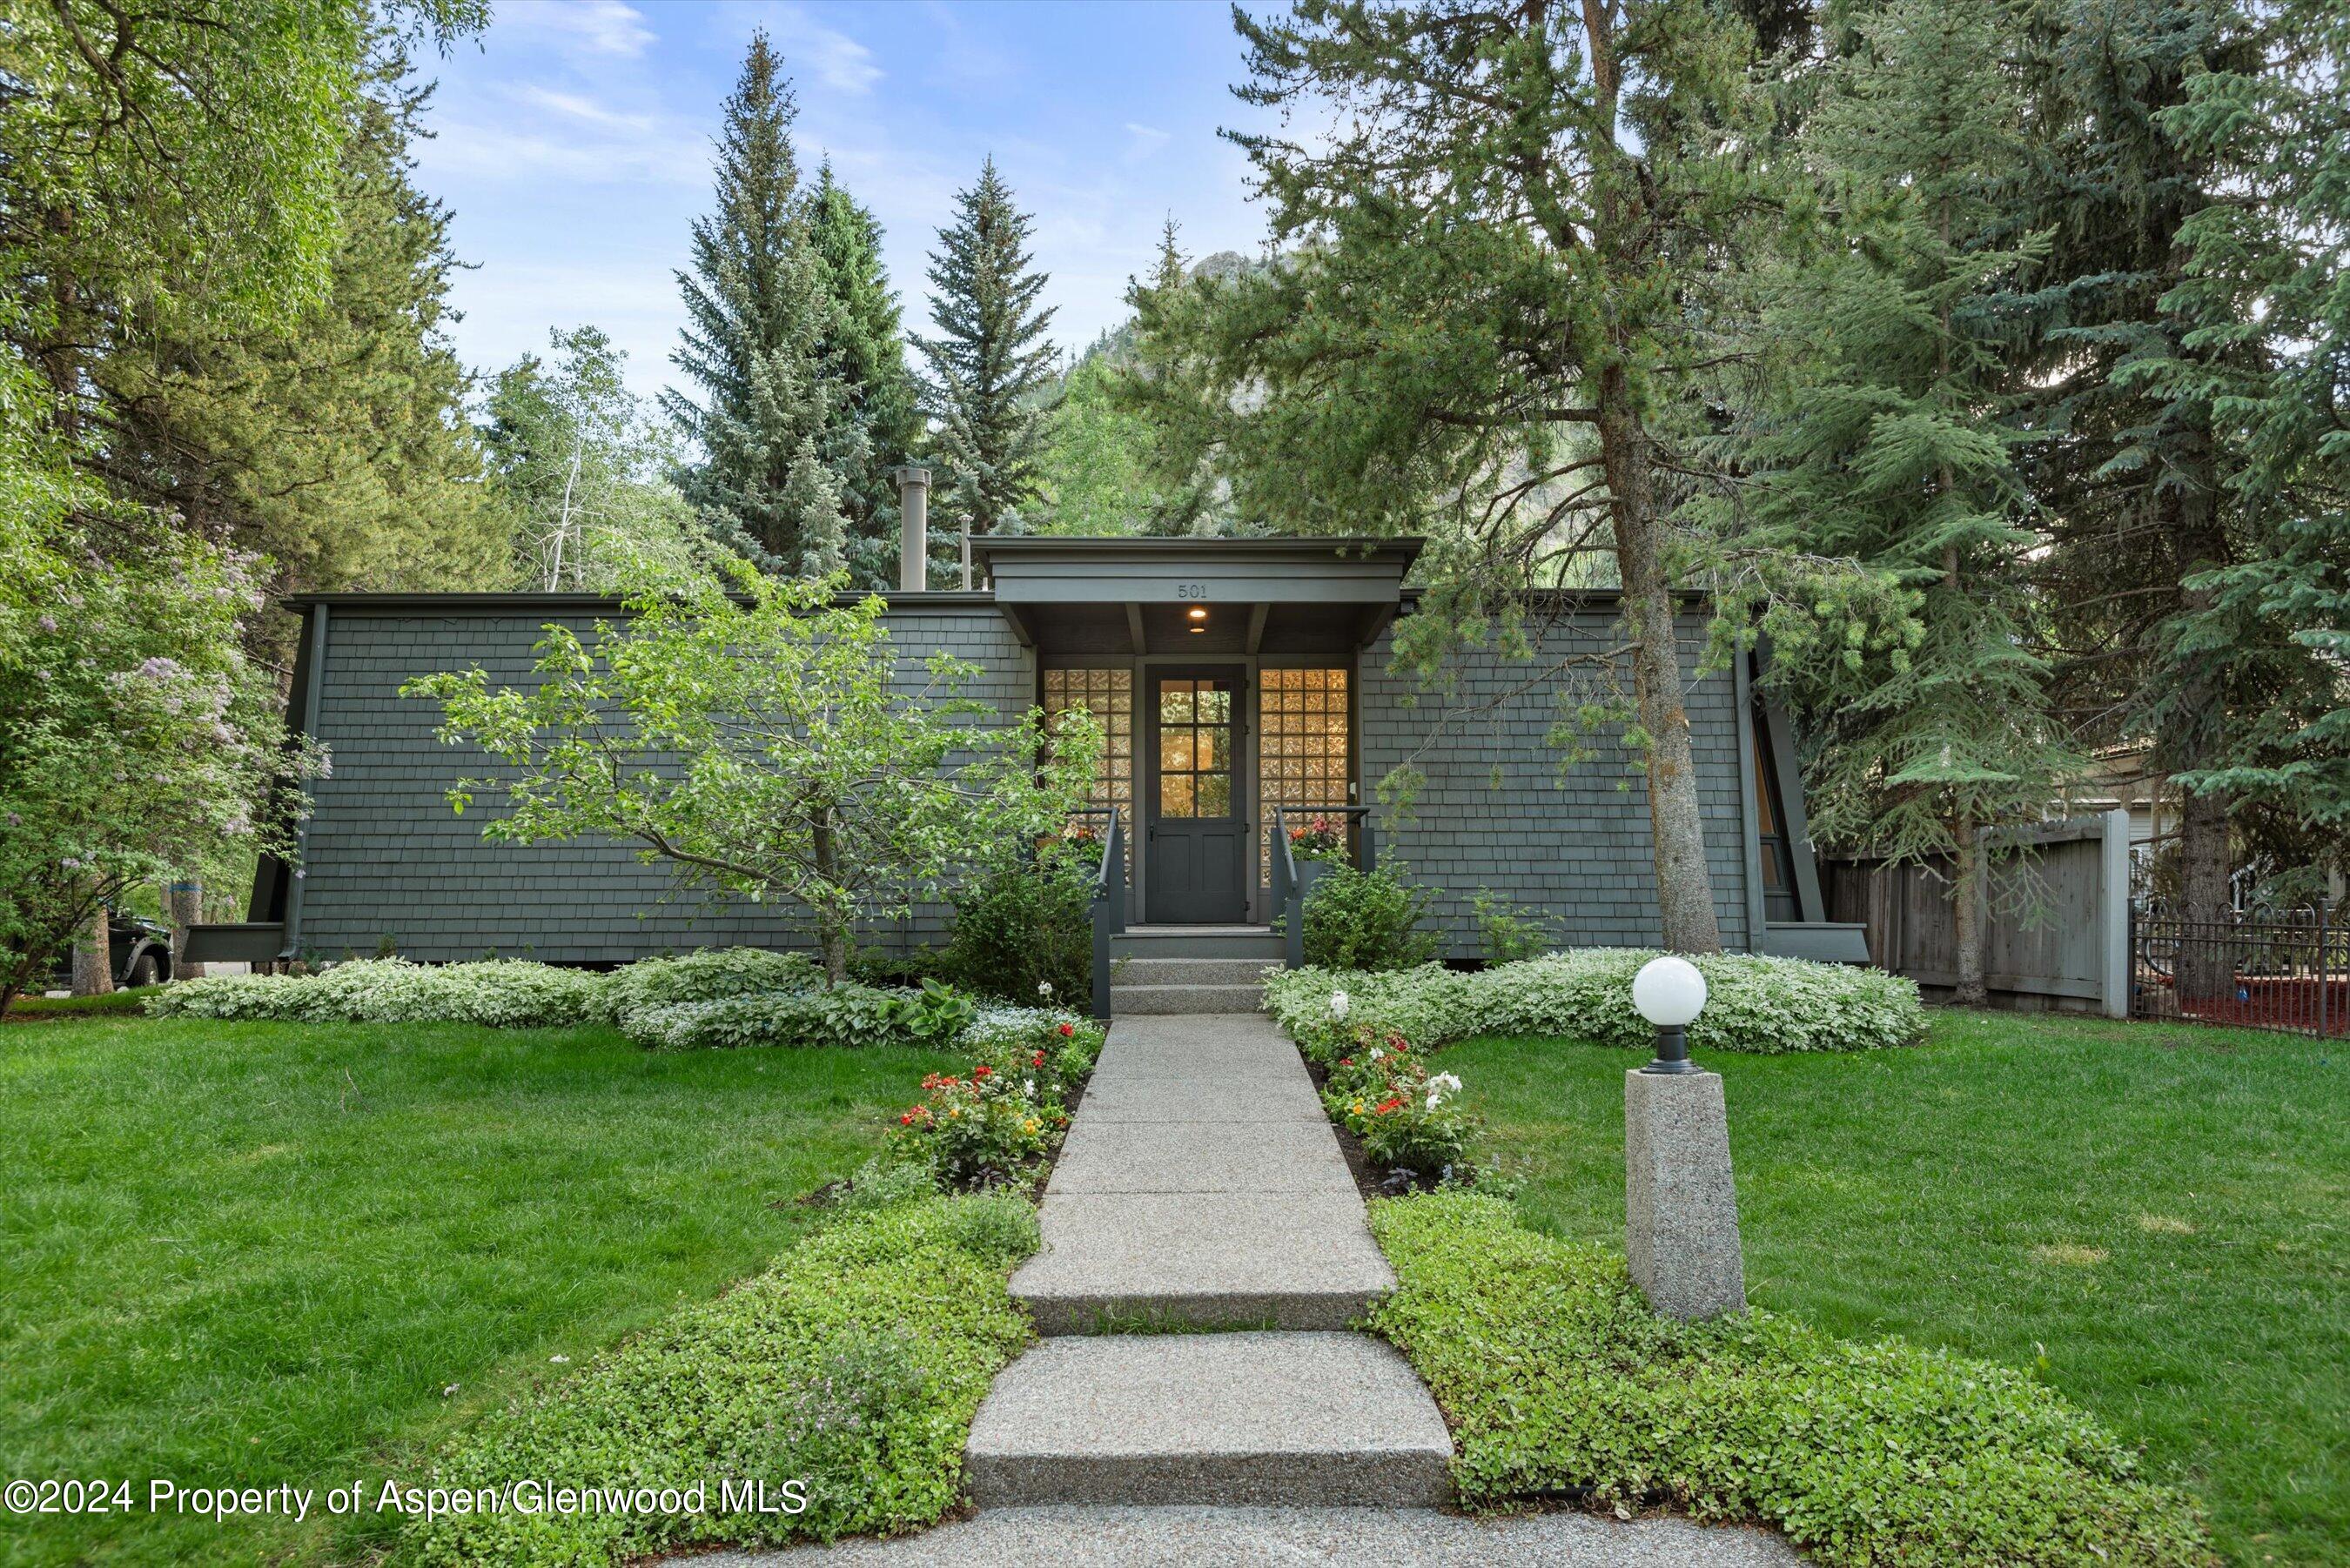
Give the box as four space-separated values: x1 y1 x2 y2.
0 1015 950 1568
1446 1011 2346 1567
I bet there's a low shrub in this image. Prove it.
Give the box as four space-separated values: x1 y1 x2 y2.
589 948 818 1027
1367 1192 2206 1566
1471 888 1552 966
941 857 1093 1003
400 1196 1037 1565
1267 949 1925 1057
888 1013 1103 1188
148 959 603 1029
1301 864 1440 971
1320 1030 1477 1182
622 984 915 1052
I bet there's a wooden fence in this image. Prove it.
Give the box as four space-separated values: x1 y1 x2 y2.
1822 809 2131 1019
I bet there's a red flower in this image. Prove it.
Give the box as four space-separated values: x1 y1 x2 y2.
899 1113 913 1125
1058 1022 1076 1038
1031 1050 1046 1067
974 1064 993 1079
1375 1096 1405 1116
1339 1056 1353 1067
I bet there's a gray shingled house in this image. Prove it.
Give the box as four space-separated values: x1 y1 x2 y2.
194 530 1864 1011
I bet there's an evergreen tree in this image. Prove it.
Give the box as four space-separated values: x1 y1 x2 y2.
915 157 1058 547
663 31 852 577
1740 0 2076 1003
1138 0 1784 951
807 164 923 586
91 39 507 608
2150 0 2350 858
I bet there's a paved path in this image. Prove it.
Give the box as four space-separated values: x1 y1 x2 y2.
715 1014 1803 1564
719 1504 1806 1565
1008 1014 1393 1333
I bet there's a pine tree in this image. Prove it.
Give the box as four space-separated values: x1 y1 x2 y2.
807 164 922 586
91 35 507 611
915 157 1058 546
663 31 851 577
1740 0 2076 1002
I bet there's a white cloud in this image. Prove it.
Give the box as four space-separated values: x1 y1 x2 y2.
497 0 655 60
508 84 659 133
765 5 883 96
1124 122 1171 161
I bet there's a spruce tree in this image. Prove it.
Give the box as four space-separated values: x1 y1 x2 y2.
664 31 852 577
807 164 922 586
915 157 1058 546
1740 0 2076 1002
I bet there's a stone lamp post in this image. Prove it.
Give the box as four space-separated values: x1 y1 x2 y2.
1623 956 1747 1320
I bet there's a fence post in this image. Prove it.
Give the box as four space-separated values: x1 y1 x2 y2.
2099 807 2131 1020
2320 898 2333 1041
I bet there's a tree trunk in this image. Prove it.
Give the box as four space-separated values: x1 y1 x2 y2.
2165 446 2233 1001
810 807 850 984
167 879 206 980
71 905 113 998
1950 822 1988 1006
1597 365 1724 955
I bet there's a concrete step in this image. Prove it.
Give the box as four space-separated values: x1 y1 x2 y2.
1114 956 1280 987
964 1333 1453 1507
1107 982 1266 1015
1013 1193 1393 1333
1111 926 1284 961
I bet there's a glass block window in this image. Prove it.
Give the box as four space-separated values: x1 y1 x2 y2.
1044 667 1132 843
1260 667 1351 881
1154 678 1236 819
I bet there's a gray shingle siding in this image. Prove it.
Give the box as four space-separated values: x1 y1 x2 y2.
1360 606 1752 955
294 606 1033 965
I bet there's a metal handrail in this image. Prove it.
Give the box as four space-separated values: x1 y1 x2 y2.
1070 806 1123 1021
1269 805 1376 970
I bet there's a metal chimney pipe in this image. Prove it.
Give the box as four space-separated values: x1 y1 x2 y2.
892 465 931 592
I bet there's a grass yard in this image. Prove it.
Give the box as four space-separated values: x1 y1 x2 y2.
0 1015 952 1568
1446 1010 2346 1566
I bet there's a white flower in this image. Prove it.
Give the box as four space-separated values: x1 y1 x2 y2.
1038 981 1053 997
1369 1047 1384 1062
548 1354 570 1364
1330 990 1351 1021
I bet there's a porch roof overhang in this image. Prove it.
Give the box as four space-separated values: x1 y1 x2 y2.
972 536 1424 656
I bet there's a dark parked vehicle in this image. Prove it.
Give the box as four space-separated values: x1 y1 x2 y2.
46 910 176 992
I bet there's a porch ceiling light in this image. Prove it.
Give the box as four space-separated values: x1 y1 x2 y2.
1187 606 1208 620
1633 955 1707 1074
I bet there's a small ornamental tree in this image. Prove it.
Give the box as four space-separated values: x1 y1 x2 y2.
0 348 305 1014
406 566 1099 983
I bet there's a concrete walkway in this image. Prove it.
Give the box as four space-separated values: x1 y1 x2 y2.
969 1014 1448 1507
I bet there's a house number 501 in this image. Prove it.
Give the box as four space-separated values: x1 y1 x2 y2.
1175 583 1210 600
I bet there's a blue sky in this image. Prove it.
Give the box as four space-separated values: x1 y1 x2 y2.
410 1 1287 405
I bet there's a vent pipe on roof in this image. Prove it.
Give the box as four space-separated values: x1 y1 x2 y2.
892 465 931 592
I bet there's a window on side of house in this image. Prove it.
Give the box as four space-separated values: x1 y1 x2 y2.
1044 666 1133 865
1754 726 1800 922
1260 667 1352 884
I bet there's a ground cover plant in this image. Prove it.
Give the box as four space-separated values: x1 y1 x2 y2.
1443 1011 2343 1566
400 1194 1038 1565
0 1013 955 1567
1266 948 1924 1057
1370 1191 2207 1566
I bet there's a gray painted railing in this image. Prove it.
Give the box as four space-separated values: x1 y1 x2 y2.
1270 805 1377 970
1075 807 1125 1021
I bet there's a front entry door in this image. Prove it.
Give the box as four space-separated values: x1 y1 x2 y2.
1145 671 1249 923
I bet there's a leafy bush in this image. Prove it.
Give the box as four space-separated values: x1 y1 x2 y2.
1267 949 1925 1057
1302 864 1440 971
590 948 818 1028
888 1014 1104 1188
401 1196 1037 1565
1471 887 1552 966
148 959 602 1029
1367 1192 2206 1565
621 984 916 1052
1320 1031 1478 1180
942 856 1093 1003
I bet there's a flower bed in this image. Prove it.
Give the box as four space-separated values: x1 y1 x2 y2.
400 1194 1038 1565
888 1015 1101 1189
1267 948 1925 1058
1303 1020 1478 1188
1368 1191 2207 1566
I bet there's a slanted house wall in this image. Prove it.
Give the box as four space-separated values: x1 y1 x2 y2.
1360 602 1753 955
287 599 1031 966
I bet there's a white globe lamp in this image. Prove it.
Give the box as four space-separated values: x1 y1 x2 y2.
1632 955 1707 1074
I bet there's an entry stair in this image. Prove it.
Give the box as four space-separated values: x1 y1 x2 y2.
1106 926 1283 1016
